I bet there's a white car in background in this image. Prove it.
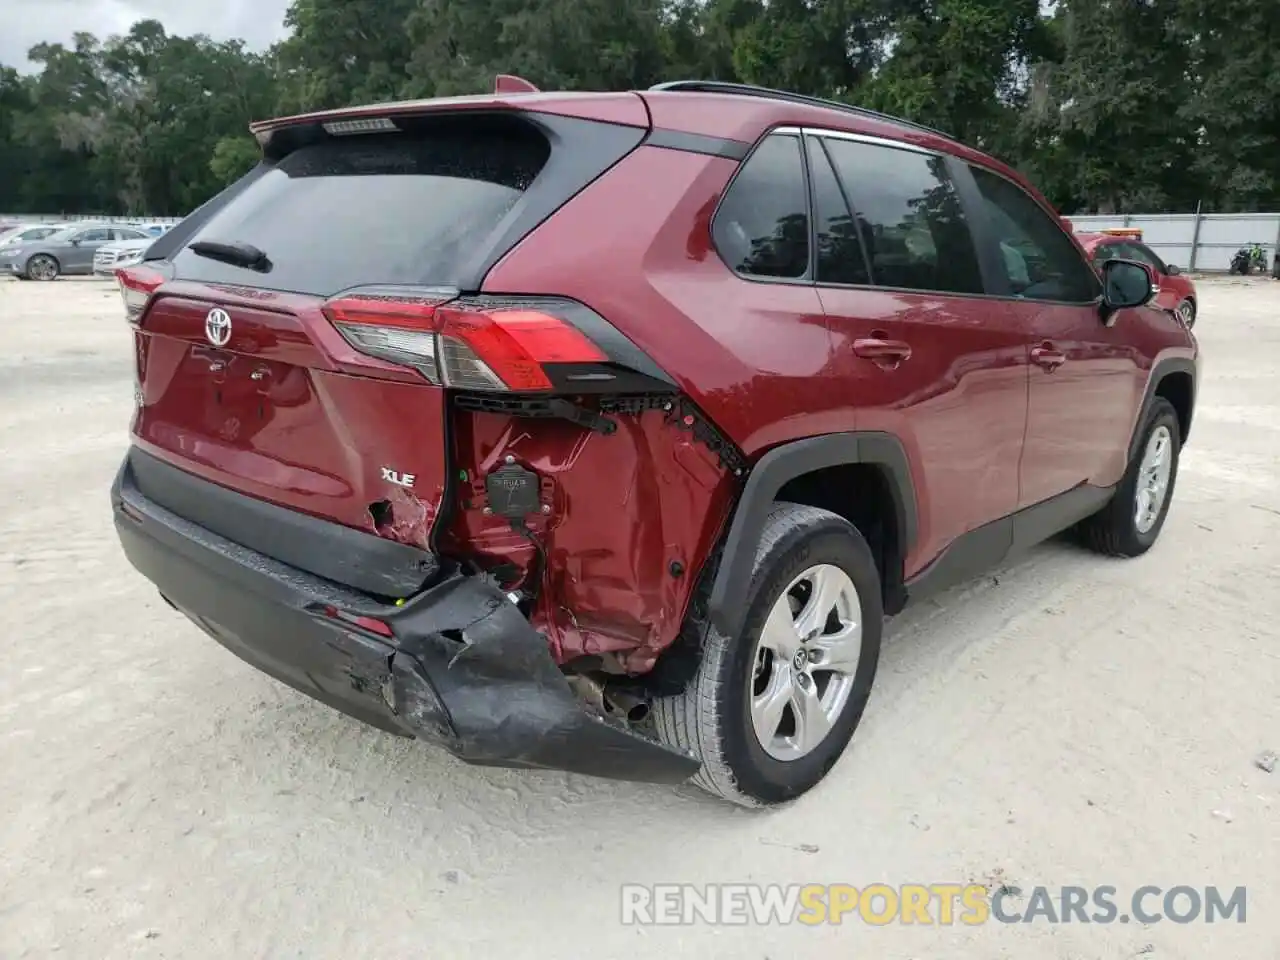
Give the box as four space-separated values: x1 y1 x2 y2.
92 237 155 276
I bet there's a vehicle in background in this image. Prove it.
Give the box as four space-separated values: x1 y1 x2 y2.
120 221 173 237
1076 230 1199 328
94 238 154 276
0 223 151 280
0 222 61 249
110 77 1199 807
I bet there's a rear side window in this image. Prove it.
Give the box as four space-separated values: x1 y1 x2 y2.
822 138 984 296
713 134 810 280
172 115 552 296
808 138 871 286
969 166 1100 303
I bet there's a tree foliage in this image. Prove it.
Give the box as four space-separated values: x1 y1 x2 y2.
0 0 1276 216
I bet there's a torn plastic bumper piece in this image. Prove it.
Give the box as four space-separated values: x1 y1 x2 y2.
110 456 699 785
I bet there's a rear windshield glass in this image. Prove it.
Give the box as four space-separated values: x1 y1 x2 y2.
172 115 551 297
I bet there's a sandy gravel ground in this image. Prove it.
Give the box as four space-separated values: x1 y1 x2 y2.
1 276 1277 960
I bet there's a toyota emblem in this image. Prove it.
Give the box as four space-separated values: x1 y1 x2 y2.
205 308 232 347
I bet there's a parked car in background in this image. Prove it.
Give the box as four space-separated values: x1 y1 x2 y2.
1076 230 1199 328
93 237 154 276
0 222 61 249
0 223 150 280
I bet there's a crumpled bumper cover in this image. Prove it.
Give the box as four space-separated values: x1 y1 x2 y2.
110 456 699 785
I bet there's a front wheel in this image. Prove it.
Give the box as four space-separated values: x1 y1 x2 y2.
25 254 59 281
1077 398 1181 557
652 503 883 807
1177 298 1196 329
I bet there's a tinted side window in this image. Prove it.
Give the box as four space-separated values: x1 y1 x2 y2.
79 228 111 242
713 134 809 280
823 138 983 295
808 137 871 286
970 166 1100 303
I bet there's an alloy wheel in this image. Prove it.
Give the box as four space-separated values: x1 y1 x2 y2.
1134 424 1173 534
748 563 862 762
27 255 58 281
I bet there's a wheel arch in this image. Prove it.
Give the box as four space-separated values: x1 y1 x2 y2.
1130 357 1197 459
706 431 918 640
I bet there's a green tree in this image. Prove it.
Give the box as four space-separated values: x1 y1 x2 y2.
1177 0 1280 211
404 0 669 97
276 0 418 111
1 0 1278 217
209 136 262 186
1017 0 1194 214
860 0 1046 149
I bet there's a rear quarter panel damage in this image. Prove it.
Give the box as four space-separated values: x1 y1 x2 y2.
477 143 848 673
444 407 734 672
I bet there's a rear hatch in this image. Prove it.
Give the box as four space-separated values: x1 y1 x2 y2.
122 106 646 577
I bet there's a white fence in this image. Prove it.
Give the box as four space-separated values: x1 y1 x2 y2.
1 214 184 227
1064 212 1280 272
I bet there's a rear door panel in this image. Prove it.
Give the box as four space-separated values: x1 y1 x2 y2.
815 132 1028 574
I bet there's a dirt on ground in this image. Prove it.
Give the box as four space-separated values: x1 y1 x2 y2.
1 276 1277 959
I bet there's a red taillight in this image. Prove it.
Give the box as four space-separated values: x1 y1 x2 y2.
323 290 454 384
321 605 394 637
323 290 607 392
437 305 606 391
116 265 166 325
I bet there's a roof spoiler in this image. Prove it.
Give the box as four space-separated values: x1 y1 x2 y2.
494 74 540 94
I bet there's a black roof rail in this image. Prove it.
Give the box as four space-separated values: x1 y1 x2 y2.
647 80 953 141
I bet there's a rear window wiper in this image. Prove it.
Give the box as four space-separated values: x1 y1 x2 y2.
189 239 272 273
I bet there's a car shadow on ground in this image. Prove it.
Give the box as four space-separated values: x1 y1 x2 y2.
168 530 1102 826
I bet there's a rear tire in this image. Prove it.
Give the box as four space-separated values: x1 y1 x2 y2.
25 254 59 281
652 503 883 807
1077 398 1181 557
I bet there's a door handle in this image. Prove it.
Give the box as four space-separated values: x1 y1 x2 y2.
853 335 912 368
1031 344 1067 371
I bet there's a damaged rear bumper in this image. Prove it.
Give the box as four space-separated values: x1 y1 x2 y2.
110 454 698 785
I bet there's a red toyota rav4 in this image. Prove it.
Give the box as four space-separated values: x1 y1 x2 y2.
111 80 1199 807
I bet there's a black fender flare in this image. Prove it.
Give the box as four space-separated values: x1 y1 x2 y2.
1127 356 1197 461
706 431 918 640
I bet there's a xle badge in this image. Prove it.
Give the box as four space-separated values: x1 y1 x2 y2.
381 467 416 488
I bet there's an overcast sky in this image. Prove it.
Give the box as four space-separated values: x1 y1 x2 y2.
3 0 292 70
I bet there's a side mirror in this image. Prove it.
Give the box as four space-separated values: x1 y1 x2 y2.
70 237 81 246
1166 263 1181 276
1099 259 1155 324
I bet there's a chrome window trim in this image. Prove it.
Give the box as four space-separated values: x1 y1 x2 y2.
774 125 937 156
